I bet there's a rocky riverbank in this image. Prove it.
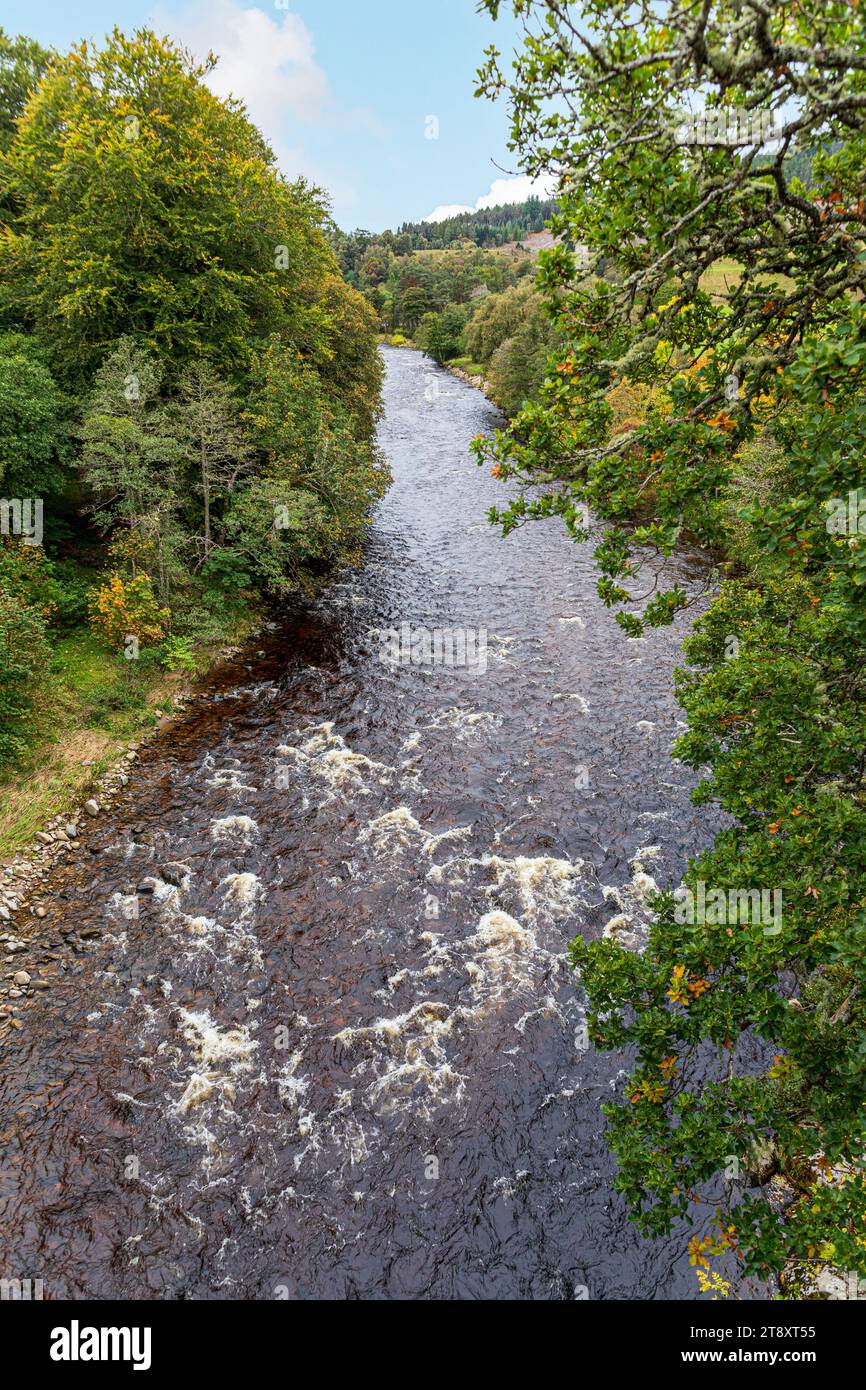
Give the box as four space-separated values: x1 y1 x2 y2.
0 645 249 1042
1 729 161 1040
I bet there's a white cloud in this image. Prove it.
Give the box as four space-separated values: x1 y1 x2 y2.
150 1 330 134
422 174 556 224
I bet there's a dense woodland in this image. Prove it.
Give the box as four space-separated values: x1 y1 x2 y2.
0 27 387 776
332 208 569 415
395 196 557 250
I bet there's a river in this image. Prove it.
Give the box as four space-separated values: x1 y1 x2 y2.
0 345 725 1299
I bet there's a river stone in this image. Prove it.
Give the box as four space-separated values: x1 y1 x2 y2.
13 971 30 986
84 799 99 817
160 863 190 887
65 824 78 838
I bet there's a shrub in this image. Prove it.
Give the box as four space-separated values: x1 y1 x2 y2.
158 634 197 673
88 573 170 653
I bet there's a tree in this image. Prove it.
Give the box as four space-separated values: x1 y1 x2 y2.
415 304 468 364
0 28 338 387
0 550 51 768
79 339 185 602
464 280 540 365
233 341 390 592
0 333 68 495
398 283 435 331
312 274 384 442
0 28 51 153
175 363 253 562
89 572 169 651
477 0 866 1294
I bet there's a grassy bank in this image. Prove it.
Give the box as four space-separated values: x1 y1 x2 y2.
0 615 257 859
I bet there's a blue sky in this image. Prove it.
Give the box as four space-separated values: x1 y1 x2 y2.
2 0 550 230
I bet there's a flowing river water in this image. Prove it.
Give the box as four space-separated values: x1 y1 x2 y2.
1 346 726 1300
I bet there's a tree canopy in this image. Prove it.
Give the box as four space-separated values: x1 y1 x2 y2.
477 0 866 1296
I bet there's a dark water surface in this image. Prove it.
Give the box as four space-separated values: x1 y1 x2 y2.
1 347 726 1299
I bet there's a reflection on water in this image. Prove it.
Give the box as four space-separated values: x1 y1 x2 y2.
0 347 728 1299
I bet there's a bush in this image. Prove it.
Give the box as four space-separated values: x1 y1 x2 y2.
88 573 170 654
44 560 96 632
158 634 197 673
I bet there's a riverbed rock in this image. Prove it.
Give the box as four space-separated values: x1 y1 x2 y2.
13 971 30 985
160 863 190 887
84 799 99 817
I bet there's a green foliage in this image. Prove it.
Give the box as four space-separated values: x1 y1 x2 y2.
334 232 534 338
0 27 51 154
415 304 469 364
484 297 564 415
0 28 338 387
79 338 188 603
44 560 95 632
311 273 384 442
478 0 866 1292
158 633 197 673
234 342 390 591
174 359 253 561
0 26 385 637
0 333 69 494
0 554 51 765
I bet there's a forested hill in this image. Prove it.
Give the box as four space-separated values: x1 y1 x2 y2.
332 196 557 271
396 196 557 249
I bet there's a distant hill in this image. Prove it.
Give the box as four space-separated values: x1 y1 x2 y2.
395 196 558 250
753 142 841 188
330 197 559 286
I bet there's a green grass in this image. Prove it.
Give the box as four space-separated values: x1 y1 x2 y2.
50 632 167 732
699 257 795 299
0 603 261 858
0 631 174 857
450 356 487 377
